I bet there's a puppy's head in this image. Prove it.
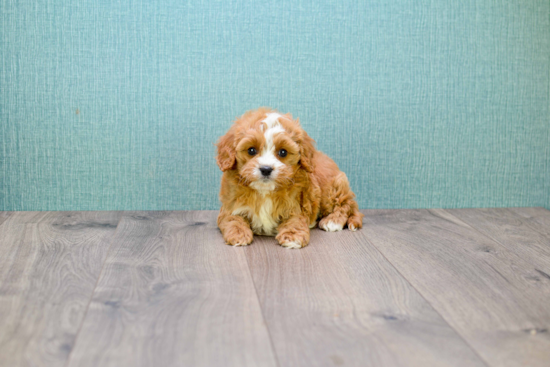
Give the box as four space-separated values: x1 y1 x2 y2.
216 108 315 192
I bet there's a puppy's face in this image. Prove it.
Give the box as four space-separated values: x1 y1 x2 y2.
216 108 314 192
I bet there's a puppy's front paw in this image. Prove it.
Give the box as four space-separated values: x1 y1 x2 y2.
224 225 254 247
280 241 303 249
276 231 309 249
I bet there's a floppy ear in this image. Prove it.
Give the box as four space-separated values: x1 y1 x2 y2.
298 121 315 173
216 129 237 171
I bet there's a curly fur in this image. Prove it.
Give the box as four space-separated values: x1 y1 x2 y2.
216 107 363 249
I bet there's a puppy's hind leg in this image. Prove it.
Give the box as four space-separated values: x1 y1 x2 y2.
318 172 363 232
346 201 364 232
319 205 349 232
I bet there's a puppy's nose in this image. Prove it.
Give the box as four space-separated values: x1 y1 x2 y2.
259 166 273 177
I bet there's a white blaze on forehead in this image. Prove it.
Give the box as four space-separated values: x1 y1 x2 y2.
258 113 285 169
262 112 283 129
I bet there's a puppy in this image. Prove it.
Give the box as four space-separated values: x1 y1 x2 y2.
215 108 363 248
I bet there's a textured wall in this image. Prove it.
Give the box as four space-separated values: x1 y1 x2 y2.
1 0 549 211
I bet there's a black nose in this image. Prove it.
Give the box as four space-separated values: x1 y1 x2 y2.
259 166 273 177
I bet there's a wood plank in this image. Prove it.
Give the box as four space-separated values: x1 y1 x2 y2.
0 211 122 367
0 211 51 225
67 211 277 367
0 212 12 227
509 207 550 239
360 209 550 367
448 208 550 274
245 227 486 366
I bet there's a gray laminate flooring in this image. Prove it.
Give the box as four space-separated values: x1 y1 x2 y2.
0 208 549 367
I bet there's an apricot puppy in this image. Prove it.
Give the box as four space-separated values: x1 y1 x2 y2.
216 108 363 249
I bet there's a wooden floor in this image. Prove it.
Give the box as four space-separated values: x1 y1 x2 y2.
0 209 549 367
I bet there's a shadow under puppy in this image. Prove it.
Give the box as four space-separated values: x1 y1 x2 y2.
216 108 363 249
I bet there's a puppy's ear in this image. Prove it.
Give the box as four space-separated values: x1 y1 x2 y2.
216 129 237 171
298 120 315 173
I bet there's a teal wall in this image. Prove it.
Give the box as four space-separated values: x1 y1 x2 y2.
1 0 549 211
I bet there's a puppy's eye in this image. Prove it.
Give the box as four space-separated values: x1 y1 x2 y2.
248 147 257 156
278 149 287 158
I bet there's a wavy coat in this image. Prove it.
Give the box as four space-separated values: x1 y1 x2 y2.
216 108 363 248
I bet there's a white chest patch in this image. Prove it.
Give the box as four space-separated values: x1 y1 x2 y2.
232 198 279 236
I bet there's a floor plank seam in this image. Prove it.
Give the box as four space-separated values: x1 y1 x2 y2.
507 208 550 241
0 212 12 228
358 226 492 367
63 211 126 367
441 209 548 267
243 247 281 367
